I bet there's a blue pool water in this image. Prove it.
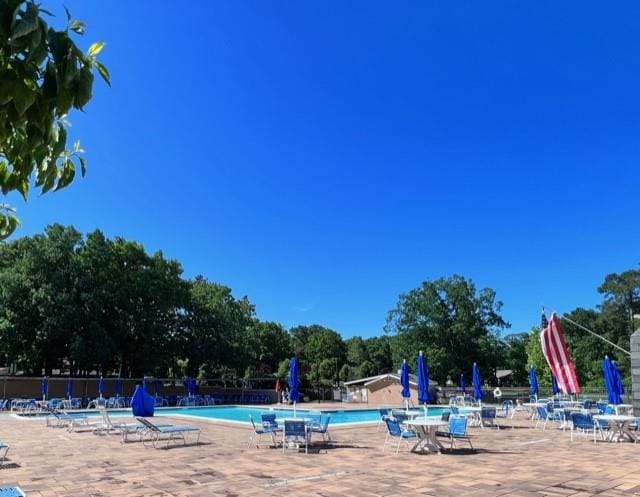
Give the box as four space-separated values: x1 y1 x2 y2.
151 405 448 425
20 405 448 425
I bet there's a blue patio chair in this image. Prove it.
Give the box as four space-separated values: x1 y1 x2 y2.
569 412 601 443
535 406 562 430
382 416 417 455
480 407 499 429
596 401 608 414
450 405 460 415
311 414 332 442
438 416 473 449
248 415 277 448
283 419 310 454
377 408 390 432
582 399 594 410
261 413 282 432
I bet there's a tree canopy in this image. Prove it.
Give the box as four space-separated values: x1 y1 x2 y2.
0 1 109 239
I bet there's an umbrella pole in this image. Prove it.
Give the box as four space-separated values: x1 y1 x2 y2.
293 401 296 418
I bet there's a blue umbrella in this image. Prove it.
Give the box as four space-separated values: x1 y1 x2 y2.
612 360 624 400
41 376 48 401
529 366 539 399
472 362 483 402
400 359 411 408
115 376 122 398
459 373 465 393
98 375 105 398
551 374 561 395
288 357 300 415
66 376 73 400
416 351 430 405
603 356 621 405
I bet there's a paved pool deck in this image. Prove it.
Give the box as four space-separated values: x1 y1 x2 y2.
0 403 639 497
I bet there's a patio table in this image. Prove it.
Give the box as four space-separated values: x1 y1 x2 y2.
404 416 448 454
593 414 638 443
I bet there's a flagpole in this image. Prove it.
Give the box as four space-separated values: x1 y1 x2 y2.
542 304 631 356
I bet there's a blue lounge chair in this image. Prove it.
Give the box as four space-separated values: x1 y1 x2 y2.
535 406 562 430
248 415 277 448
283 419 310 454
377 408 390 432
136 417 201 448
382 416 417 455
261 413 282 432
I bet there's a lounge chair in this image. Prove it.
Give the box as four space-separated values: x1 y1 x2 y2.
260 413 282 432
93 407 146 442
45 410 89 430
0 441 8 466
248 415 277 448
0 487 25 497
136 417 201 448
282 419 310 455
438 416 474 450
534 406 562 430
382 416 418 455
377 408 390 432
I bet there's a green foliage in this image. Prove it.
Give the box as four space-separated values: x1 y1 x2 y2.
0 1 109 239
385 275 510 383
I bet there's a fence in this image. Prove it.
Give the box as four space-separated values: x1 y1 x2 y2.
0 376 279 405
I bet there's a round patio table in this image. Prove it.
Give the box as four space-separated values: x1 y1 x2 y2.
593 414 638 443
404 417 448 454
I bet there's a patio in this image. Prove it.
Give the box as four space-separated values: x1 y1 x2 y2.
1 406 639 497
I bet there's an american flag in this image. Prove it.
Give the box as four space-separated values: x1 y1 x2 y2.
540 312 580 394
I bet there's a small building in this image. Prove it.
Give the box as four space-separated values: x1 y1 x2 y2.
495 369 513 386
344 373 438 405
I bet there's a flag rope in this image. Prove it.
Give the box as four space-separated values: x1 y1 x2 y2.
542 304 631 356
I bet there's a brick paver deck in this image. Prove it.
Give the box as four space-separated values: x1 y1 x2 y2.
1 405 639 496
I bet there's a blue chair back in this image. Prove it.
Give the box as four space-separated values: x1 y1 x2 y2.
481 407 496 420
536 406 549 419
384 417 402 437
284 419 306 437
448 417 467 436
450 405 459 415
570 412 594 430
261 412 277 428
379 408 390 417
582 399 594 409
596 401 607 413
603 405 615 415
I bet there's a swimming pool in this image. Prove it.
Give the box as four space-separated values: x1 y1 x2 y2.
151 405 449 425
15 405 449 425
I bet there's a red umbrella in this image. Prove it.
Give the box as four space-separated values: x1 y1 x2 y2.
275 378 282 393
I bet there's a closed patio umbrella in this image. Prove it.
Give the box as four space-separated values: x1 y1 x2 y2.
400 359 411 410
551 374 561 396
611 360 624 401
529 366 539 400
603 356 621 405
472 363 483 402
459 373 465 393
416 351 430 406
288 357 300 416
41 376 48 402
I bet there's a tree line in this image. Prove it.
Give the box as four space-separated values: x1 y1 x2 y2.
0 225 637 390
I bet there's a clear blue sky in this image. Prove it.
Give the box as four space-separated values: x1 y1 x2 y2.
11 1 640 338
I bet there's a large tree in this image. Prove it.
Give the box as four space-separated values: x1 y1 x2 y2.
384 275 510 384
0 1 109 238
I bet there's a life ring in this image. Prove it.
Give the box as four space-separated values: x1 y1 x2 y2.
493 387 502 399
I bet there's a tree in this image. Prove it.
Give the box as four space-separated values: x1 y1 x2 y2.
500 332 529 385
345 336 368 367
365 336 392 373
384 275 510 384
0 1 110 239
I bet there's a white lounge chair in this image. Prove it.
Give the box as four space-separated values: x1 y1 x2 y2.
136 417 201 448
